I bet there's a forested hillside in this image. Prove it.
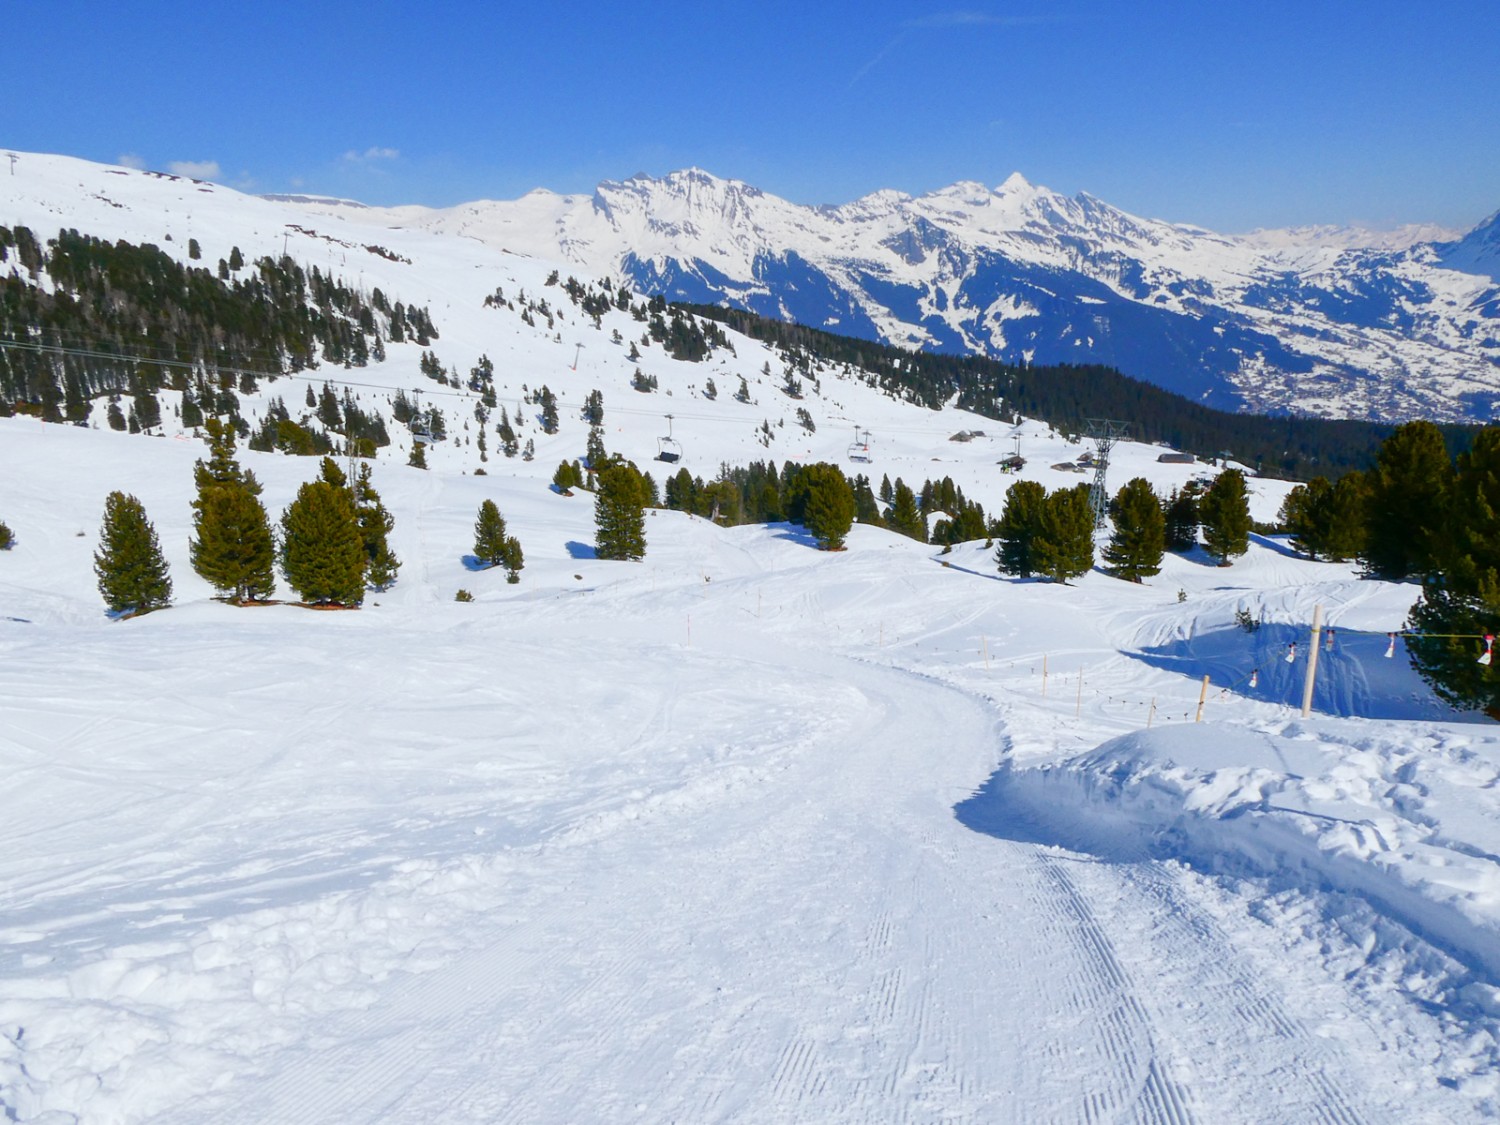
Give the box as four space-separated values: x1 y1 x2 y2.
0 225 435 440
686 303 1481 480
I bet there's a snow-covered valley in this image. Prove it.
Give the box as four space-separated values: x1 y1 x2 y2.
4 151 1500 1122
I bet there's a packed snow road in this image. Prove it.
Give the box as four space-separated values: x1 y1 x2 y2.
85 622 1445 1125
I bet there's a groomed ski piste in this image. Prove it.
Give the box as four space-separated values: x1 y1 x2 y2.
3 152 1500 1122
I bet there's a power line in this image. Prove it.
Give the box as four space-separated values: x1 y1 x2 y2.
0 335 1014 439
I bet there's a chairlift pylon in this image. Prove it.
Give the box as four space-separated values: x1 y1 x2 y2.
656 414 683 463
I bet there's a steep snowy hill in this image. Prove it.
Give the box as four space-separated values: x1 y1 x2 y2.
278 167 1500 424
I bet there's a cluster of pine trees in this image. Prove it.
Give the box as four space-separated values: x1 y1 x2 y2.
92 420 401 615
993 468 1250 584
472 500 524 581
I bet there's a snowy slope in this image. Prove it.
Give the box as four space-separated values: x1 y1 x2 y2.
4 414 1500 1123
275 165 1500 423
5 152 1500 1123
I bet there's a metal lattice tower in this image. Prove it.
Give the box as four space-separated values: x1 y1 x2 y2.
1085 418 1131 528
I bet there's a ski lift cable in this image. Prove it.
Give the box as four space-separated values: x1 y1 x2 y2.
0 336 1037 440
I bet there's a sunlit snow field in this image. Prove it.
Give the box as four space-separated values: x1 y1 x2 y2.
3 153 1500 1123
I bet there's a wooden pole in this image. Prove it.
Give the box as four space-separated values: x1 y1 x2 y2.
1195 674 1210 722
1042 654 1049 697
1301 604 1323 718
1147 697 1156 729
1075 669 1084 717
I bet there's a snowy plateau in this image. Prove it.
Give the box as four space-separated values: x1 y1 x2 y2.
3 151 1500 1123
275 167 1500 425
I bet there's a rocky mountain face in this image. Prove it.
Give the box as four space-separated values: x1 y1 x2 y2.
322 171 1500 423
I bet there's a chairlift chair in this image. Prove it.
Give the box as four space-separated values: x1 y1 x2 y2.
656 414 683 463
847 426 872 463
408 390 432 445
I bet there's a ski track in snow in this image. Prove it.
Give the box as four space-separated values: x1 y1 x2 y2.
123 630 1454 1124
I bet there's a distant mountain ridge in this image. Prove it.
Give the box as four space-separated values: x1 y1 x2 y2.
282 171 1500 424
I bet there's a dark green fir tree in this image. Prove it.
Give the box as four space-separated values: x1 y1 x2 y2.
800 462 855 550
1363 419 1453 580
352 463 400 590
473 499 511 568
1163 484 1200 552
995 479 1047 578
886 479 925 541
1199 469 1251 565
1033 484 1095 583
191 485 277 603
279 480 365 605
1103 477 1165 582
95 491 173 615
594 460 649 560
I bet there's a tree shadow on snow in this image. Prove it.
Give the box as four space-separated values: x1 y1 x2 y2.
769 523 820 550
460 554 499 573
565 540 598 560
1249 532 1305 560
1128 623 1465 721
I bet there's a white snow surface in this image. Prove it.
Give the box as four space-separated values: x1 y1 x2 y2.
3 152 1500 1122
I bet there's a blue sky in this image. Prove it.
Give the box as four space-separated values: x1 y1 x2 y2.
5 1 1496 232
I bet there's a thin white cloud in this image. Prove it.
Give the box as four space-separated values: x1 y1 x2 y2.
848 35 906 91
168 159 221 179
902 11 1053 29
343 146 400 164
117 153 147 170
851 11 1055 89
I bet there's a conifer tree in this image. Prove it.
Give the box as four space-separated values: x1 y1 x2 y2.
497 408 518 458
1363 419 1452 580
193 417 262 500
800 462 855 550
887 479 925 541
1163 484 1200 552
1279 478 1328 558
586 424 607 469
539 386 559 434
1322 472 1369 562
501 535 524 583
1199 469 1251 565
1033 484 1095 583
1407 429 1500 713
352 463 399 589
995 479 1047 577
594 460 649 560
1103 477 1165 581
190 419 274 603
853 475 882 526
0 519 12 550
191 485 277 603
553 460 578 494
95 491 173 614
279 480 365 605
473 499 511 567
408 440 428 469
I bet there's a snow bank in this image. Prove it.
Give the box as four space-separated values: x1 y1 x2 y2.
984 719 1500 979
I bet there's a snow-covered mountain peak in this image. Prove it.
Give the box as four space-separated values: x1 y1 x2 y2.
1438 208 1500 281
